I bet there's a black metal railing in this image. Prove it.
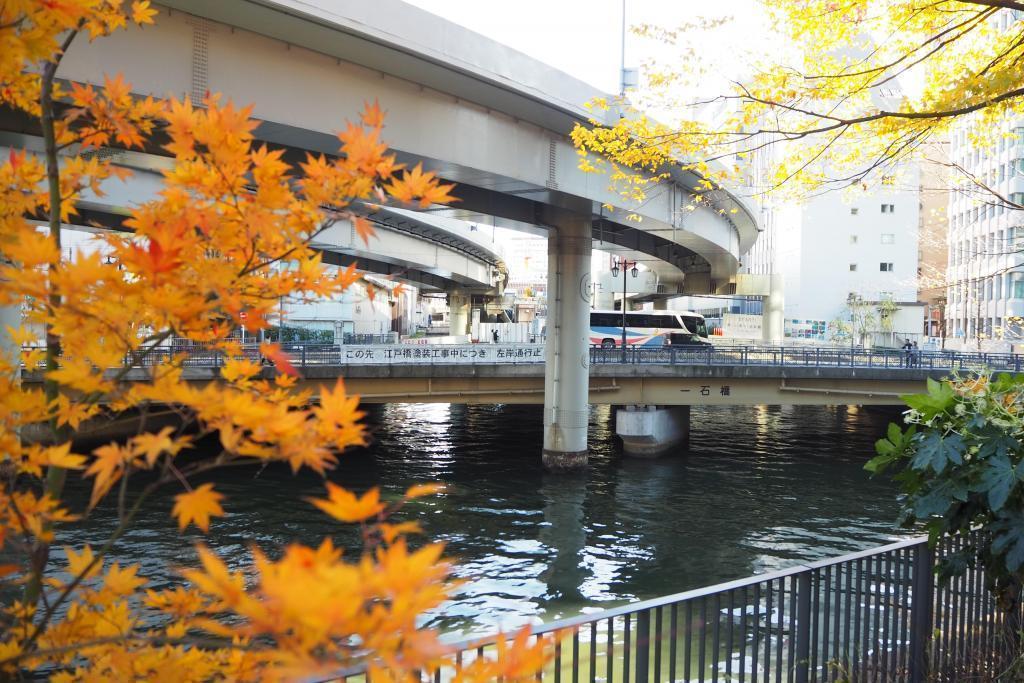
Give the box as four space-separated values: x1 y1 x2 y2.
19 342 1024 373
589 345 1024 373
337 535 1022 682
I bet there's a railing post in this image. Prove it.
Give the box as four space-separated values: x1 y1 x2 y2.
794 570 812 683
670 346 677 365
1017 355 1022 373
816 347 821 367
301 344 307 368
635 610 651 682
909 543 935 683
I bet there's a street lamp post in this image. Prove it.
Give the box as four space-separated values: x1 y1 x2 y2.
611 257 639 361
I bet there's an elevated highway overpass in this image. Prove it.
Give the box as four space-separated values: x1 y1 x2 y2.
0 139 507 296
10 0 762 467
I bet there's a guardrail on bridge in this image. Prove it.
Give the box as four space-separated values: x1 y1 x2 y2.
20 343 1024 372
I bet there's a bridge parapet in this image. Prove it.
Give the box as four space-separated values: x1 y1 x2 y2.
52 342 1021 374
20 342 1024 375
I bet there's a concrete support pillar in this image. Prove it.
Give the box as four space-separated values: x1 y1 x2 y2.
542 214 592 471
616 405 690 457
447 289 470 336
762 273 784 344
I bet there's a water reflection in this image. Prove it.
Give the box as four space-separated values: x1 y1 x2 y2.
56 403 910 635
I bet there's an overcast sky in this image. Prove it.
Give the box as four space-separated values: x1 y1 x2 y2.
403 0 764 96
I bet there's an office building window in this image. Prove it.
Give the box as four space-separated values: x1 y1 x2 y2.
850 207 859 215
850 235 858 244
880 262 894 272
1007 274 1024 299
849 264 858 271
881 233 895 244
881 204 895 213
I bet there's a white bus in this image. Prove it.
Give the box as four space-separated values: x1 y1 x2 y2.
589 310 710 348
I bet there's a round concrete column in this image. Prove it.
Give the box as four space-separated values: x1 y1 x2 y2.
542 214 592 470
762 274 784 343
447 289 470 337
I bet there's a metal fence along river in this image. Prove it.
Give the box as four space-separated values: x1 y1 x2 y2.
340 534 1022 683
69 342 1024 372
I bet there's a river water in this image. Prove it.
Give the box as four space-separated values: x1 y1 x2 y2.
58 403 912 639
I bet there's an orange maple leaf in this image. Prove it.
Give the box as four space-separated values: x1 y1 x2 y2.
84 443 130 509
129 237 183 277
360 98 385 129
353 216 374 246
172 483 225 533
404 483 445 500
131 0 158 24
258 342 298 377
308 483 383 523
384 163 458 208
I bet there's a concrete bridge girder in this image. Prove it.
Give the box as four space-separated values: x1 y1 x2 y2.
73 363 937 407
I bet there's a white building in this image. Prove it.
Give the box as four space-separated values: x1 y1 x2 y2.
282 275 417 342
731 168 924 343
945 119 1024 344
502 234 548 299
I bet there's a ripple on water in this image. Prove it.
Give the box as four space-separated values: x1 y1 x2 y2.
55 403 911 634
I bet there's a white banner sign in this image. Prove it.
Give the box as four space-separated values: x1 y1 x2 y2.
336 343 545 364
722 313 763 340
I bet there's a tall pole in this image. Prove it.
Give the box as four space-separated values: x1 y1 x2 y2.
621 262 628 361
620 0 626 96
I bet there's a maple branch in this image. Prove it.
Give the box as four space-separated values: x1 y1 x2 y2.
24 477 158 654
26 22 83 611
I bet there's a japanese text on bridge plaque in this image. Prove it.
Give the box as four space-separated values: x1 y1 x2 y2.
340 344 546 364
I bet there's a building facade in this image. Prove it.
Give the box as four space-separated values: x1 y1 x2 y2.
945 119 1024 345
726 164 923 343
